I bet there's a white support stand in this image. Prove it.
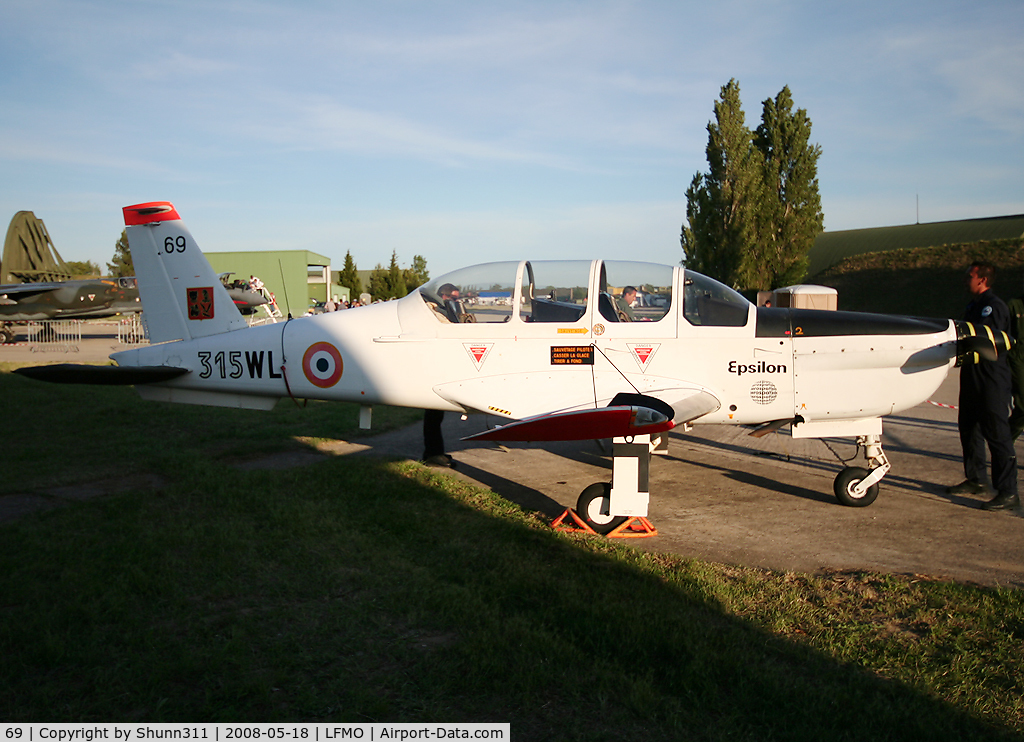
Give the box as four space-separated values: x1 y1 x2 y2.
359 405 373 430
609 434 654 517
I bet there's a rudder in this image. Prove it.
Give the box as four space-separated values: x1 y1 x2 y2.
123 202 247 343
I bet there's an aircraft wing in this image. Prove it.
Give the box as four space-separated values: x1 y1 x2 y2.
670 389 722 423
463 404 674 442
0 278 136 320
462 390 719 443
0 281 67 300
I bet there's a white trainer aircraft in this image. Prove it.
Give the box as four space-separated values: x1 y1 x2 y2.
16 202 1010 533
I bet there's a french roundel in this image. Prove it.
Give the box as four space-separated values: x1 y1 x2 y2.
302 342 343 388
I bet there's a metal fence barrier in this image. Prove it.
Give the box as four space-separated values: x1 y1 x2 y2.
117 315 149 345
27 320 82 352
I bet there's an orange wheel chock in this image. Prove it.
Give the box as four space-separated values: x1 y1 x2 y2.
551 508 658 538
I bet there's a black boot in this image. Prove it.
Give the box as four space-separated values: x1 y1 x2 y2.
981 491 1021 512
947 479 989 496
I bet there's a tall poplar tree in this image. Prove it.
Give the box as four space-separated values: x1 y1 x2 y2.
681 79 762 290
750 86 824 288
682 80 823 292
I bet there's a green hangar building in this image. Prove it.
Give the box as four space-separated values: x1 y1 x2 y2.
204 250 347 319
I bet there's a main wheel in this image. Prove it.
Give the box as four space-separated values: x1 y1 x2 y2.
833 466 879 507
576 482 627 535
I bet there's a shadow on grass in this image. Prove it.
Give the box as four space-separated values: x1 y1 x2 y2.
0 367 421 495
1 454 1019 741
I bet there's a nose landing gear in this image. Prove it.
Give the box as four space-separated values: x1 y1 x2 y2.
833 434 889 507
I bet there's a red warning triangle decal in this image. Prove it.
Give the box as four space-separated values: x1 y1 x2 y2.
627 343 659 370
464 343 493 370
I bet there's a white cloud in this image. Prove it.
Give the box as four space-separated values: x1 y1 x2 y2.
250 200 688 276
235 96 574 168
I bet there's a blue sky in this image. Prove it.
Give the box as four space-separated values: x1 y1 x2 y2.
1 0 1022 277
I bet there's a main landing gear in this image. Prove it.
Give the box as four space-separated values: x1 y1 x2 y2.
832 434 890 507
576 482 625 535
569 433 666 536
563 429 892 535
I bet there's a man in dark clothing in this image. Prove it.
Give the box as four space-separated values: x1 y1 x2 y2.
1006 292 1024 439
421 408 452 467
947 261 1020 511
421 284 460 468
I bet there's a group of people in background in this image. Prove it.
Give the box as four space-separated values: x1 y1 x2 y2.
322 296 363 312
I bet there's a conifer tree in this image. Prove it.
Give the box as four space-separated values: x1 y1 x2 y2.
682 79 762 290
339 251 363 296
682 80 823 292
386 251 407 299
750 86 824 288
403 254 429 291
368 264 388 301
66 260 101 277
106 230 134 277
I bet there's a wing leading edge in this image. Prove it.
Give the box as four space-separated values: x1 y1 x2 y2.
462 391 719 443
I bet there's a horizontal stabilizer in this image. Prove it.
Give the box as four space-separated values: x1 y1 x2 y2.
463 405 674 443
13 364 189 385
135 386 278 410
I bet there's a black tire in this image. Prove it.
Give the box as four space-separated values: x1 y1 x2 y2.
833 466 879 507
576 482 627 535
0 328 14 344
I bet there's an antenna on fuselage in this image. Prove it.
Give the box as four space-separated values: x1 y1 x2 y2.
278 258 292 319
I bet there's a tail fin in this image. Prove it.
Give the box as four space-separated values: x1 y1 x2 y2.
123 202 247 343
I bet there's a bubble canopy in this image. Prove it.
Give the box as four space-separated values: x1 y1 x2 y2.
416 259 749 327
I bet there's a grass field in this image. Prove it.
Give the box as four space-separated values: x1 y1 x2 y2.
1 365 1023 740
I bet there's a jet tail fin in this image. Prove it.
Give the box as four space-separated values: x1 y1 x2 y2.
123 202 247 343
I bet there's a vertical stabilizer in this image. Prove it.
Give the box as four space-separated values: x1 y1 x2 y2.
2 211 72 284
123 202 247 343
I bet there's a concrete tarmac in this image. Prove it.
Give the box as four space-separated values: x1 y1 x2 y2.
427 375 1024 589
4 325 1023 588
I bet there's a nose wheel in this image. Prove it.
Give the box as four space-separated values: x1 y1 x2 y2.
834 466 880 507
831 434 889 507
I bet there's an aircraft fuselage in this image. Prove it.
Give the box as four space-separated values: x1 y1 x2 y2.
112 259 957 437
